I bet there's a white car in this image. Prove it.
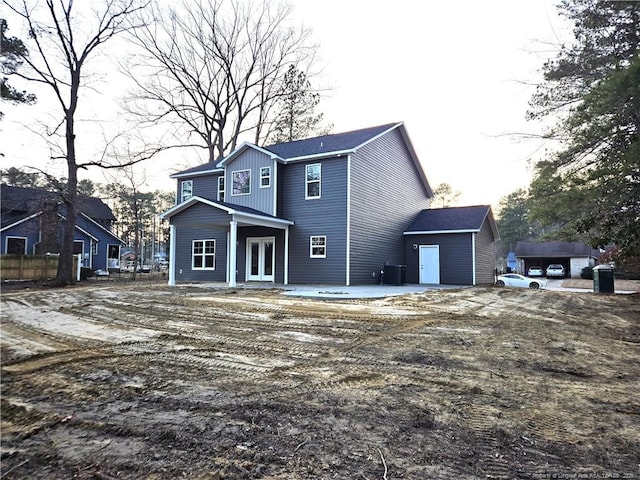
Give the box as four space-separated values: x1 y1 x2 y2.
546 264 566 278
496 274 546 290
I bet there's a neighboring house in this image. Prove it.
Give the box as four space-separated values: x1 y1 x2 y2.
162 122 499 286
515 241 600 278
403 205 499 285
1 184 124 271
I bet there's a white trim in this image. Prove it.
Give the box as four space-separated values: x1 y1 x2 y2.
74 224 99 242
229 221 238 287
404 229 480 235
191 239 216 270
272 159 278 216
225 230 230 283
218 176 225 202
284 225 289 285
161 196 293 228
180 180 193 203
168 225 176 286
78 212 125 244
245 236 275 282
310 235 327 258
472 233 477 285
282 149 356 163
216 142 283 168
5 236 28 254
260 166 271 188
171 167 224 179
346 154 351 286
231 168 251 196
305 163 321 200
0 211 42 232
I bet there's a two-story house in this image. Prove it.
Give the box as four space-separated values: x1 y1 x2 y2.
1 184 124 271
162 122 499 286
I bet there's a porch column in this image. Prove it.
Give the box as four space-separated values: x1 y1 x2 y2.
229 220 238 287
284 225 289 285
168 224 176 286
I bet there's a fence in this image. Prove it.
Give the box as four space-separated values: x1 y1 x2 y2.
0 254 80 281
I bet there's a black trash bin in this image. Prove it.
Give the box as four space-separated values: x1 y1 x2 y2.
384 264 406 286
593 265 614 294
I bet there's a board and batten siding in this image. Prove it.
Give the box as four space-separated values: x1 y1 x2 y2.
170 203 228 282
279 157 348 284
404 233 473 285
349 128 431 285
225 150 276 216
474 219 497 284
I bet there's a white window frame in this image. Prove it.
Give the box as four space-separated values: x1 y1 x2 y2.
192 239 216 270
91 241 98 255
232 169 251 196
218 176 225 202
181 180 193 203
5 236 27 254
310 235 326 258
260 166 271 188
305 163 321 199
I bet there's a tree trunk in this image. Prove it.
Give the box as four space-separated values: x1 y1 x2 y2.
55 75 80 286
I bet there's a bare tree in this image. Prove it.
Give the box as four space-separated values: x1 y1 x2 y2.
432 182 461 208
126 0 320 162
3 0 150 285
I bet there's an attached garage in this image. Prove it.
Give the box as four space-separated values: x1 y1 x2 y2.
403 206 499 286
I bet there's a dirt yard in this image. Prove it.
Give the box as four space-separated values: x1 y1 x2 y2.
1 282 639 479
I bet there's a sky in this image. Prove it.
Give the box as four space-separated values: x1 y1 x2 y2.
1 0 570 211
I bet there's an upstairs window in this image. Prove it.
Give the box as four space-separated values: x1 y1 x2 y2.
260 166 271 188
192 239 216 269
232 169 251 195
218 176 225 202
306 164 321 199
310 236 326 258
181 180 193 203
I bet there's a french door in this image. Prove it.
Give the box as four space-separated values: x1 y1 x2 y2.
246 237 275 282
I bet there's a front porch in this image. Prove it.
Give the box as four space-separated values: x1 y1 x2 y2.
162 197 294 287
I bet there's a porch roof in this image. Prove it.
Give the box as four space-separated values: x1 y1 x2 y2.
160 196 294 229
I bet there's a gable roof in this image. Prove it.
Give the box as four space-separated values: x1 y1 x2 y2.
1 184 115 223
170 122 433 196
404 205 499 238
262 123 399 160
515 241 600 258
161 196 293 229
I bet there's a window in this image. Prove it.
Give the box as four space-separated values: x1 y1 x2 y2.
306 164 321 199
6 237 27 254
181 180 193 202
260 166 271 188
310 236 326 258
232 169 251 195
91 242 98 255
218 176 225 202
192 240 216 269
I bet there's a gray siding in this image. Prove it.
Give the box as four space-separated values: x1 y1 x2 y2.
350 129 431 285
170 203 228 282
474 220 496 284
404 233 473 285
225 150 276 215
175 175 221 204
236 226 286 283
280 157 348 284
